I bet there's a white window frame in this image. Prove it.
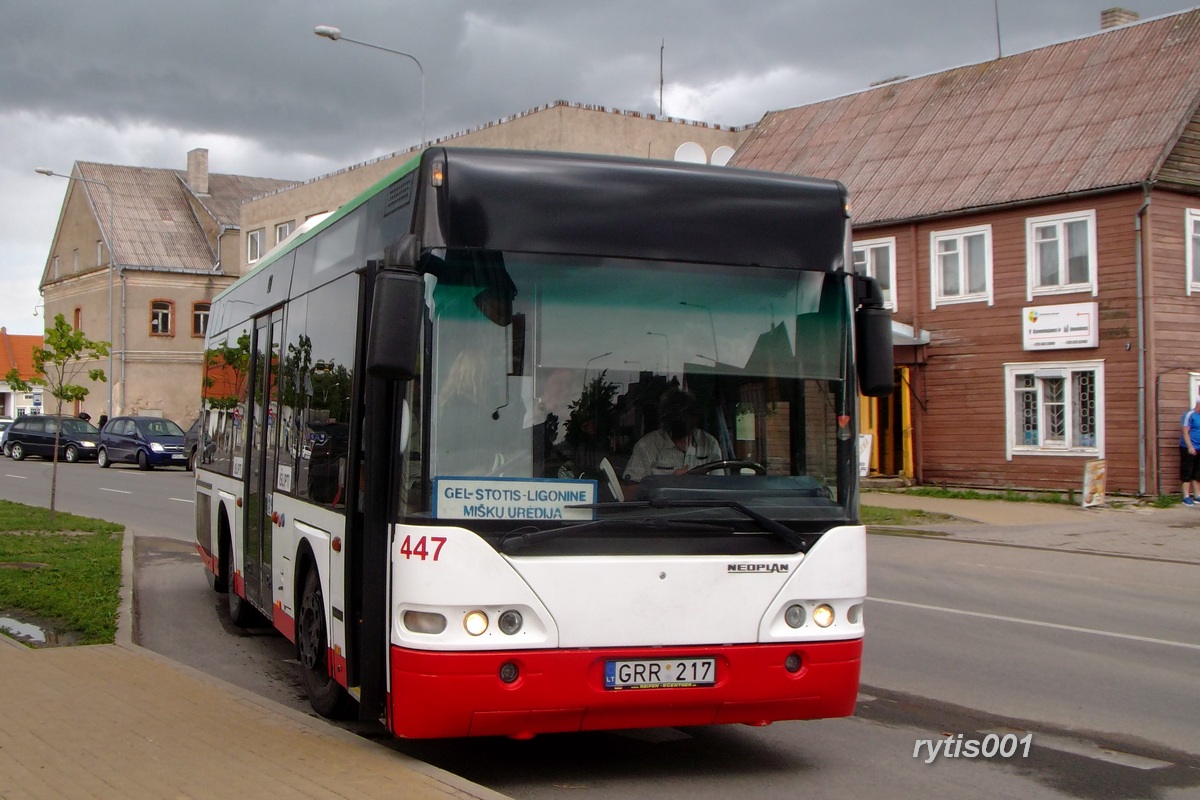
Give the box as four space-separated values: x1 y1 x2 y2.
930 224 993 309
275 220 294 245
247 228 265 263
1004 359 1104 460
1026 210 1098 300
150 300 174 337
192 302 210 338
1186 209 1200 296
852 237 896 311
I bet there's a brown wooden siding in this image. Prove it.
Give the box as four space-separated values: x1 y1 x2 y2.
1143 189 1200 494
859 190 1153 493
1158 109 1200 190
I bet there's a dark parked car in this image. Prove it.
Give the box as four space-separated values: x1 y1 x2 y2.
183 416 216 471
98 416 188 470
5 415 101 462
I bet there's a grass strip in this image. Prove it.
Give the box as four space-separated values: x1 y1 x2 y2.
0 500 124 645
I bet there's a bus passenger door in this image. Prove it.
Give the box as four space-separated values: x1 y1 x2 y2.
243 310 283 612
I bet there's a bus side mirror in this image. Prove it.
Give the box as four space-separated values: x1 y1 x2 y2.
855 276 894 397
366 270 424 381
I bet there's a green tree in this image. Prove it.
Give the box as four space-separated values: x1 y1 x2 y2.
4 314 109 522
203 331 252 411
564 370 619 457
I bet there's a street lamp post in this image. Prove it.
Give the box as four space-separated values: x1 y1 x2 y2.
583 351 613 391
35 168 116 419
680 301 719 365
646 331 669 371
314 24 426 147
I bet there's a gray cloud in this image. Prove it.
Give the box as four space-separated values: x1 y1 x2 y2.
1 0 1191 333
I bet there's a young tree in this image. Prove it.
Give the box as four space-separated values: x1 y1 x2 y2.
4 314 109 522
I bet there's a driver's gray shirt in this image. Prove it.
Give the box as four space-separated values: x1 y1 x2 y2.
623 428 721 481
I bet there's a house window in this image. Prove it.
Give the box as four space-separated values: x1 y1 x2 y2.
97 240 104 267
1186 209 1200 295
193 302 210 337
931 225 991 307
275 220 295 245
1026 210 1097 299
150 300 174 336
1005 360 1104 458
853 237 896 310
74 308 82 330
247 229 265 263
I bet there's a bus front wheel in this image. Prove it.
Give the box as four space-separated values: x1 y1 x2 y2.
298 568 354 719
226 540 259 627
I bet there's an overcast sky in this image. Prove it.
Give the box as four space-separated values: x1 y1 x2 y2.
2 1 1196 335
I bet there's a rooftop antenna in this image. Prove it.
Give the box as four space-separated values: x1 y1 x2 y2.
994 0 1003 58
659 39 665 116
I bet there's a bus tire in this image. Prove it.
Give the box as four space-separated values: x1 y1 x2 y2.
298 567 354 719
227 538 259 627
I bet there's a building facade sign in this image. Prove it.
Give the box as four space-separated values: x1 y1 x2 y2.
1022 302 1098 350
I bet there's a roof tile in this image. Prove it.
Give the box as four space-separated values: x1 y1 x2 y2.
734 9 1200 224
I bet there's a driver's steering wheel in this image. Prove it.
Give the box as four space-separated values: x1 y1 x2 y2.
685 459 767 475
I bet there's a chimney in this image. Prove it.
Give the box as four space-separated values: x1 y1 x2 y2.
186 148 209 195
1100 7 1139 29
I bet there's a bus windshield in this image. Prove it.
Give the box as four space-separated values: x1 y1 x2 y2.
421 249 854 526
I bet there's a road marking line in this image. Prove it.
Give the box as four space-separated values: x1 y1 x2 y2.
169 497 194 504
870 597 1200 651
98 487 133 495
3 474 27 479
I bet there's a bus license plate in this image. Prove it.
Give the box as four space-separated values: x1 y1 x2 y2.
604 658 716 689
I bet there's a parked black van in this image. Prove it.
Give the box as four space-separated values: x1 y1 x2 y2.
5 415 101 462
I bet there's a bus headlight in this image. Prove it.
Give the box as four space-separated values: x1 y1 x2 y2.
784 604 805 629
812 604 835 628
403 610 446 634
498 609 523 635
464 610 489 636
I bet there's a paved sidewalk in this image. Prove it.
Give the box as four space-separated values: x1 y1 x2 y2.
863 490 1200 564
0 533 511 800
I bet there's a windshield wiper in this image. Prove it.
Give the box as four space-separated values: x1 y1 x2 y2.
598 498 815 553
500 517 733 553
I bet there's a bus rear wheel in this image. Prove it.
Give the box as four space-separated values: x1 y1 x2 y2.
298 568 354 719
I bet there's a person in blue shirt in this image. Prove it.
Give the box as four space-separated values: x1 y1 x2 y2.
1180 396 1200 505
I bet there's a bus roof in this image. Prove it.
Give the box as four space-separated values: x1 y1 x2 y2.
214 148 849 312
424 148 849 272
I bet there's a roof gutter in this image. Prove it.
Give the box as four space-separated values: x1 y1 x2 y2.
852 183 1141 231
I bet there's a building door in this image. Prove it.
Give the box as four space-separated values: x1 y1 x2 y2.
860 367 909 478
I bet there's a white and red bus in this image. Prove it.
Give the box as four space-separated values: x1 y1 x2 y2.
194 148 893 739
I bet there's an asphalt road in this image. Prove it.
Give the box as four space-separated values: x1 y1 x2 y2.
4 454 1198 799
0 452 195 540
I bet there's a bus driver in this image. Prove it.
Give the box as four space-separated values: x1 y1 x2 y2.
623 387 721 482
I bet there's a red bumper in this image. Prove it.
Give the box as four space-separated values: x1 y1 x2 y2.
388 639 861 739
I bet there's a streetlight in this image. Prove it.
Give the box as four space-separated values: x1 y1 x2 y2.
36 168 116 419
679 301 719 365
646 331 669 371
314 24 426 147
583 351 613 390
